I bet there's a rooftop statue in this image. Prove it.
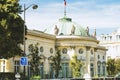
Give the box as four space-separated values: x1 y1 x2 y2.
93 28 96 37
71 25 75 35
54 25 59 35
86 26 89 36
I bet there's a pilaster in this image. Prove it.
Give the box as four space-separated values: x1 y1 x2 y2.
85 46 91 75
94 48 98 77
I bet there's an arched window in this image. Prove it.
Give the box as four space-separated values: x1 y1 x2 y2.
91 50 93 55
98 55 100 59
103 56 104 60
50 48 53 53
40 46 44 52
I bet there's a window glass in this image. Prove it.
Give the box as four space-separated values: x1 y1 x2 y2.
91 50 93 55
50 48 53 53
40 46 44 52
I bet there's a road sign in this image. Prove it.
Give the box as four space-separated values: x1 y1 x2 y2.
20 57 28 66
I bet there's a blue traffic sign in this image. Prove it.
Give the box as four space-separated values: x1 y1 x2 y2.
20 57 28 66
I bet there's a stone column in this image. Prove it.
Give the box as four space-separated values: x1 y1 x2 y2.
94 48 98 77
83 46 91 80
44 58 50 78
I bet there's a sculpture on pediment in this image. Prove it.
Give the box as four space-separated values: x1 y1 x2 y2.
54 25 59 35
71 25 75 35
93 28 96 37
86 26 89 36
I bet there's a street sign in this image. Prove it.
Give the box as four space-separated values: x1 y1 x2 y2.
20 57 28 66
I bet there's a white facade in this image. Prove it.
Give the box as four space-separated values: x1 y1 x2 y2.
0 17 107 79
99 28 120 59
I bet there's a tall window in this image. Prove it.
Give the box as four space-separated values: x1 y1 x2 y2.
103 56 105 60
97 63 101 77
103 66 105 76
90 63 94 77
98 55 100 59
39 63 44 78
50 63 54 78
14 61 20 73
62 63 69 78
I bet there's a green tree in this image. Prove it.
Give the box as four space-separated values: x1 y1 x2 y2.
28 43 41 76
70 54 82 78
115 58 120 74
52 47 61 78
0 0 25 58
107 58 116 76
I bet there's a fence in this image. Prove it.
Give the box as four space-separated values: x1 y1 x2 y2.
0 73 120 80
41 78 120 80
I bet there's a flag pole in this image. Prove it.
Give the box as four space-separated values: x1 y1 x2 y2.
64 0 66 17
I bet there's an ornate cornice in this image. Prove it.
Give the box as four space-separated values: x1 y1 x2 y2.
56 36 99 43
27 30 56 40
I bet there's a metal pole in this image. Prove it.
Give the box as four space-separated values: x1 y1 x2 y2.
22 4 38 79
23 4 26 56
23 4 26 79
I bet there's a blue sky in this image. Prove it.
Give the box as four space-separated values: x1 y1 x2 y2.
19 0 120 36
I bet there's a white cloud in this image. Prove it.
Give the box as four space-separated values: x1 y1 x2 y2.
21 1 120 32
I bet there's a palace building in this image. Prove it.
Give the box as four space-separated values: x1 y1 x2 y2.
99 28 120 59
0 1 107 78
0 15 107 78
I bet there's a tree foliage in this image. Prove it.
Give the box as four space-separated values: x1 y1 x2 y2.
115 58 120 75
107 58 120 76
0 0 25 58
28 43 40 76
52 47 61 78
70 54 82 78
107 58 116 76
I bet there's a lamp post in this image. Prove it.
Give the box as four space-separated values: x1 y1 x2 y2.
23 4 38 56
23 4 38 79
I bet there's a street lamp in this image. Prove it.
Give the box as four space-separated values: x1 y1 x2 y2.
23 4 38 78
23 4 38 56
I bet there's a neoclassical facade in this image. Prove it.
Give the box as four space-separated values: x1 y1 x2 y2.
99 28 120 59
0 16 107 78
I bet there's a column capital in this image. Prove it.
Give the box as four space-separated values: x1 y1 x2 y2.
86 46 91 51
94 48 98 52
